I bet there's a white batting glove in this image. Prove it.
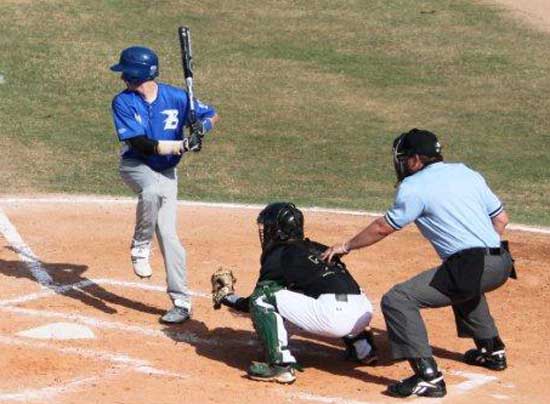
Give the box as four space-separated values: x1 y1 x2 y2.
156 140 184 156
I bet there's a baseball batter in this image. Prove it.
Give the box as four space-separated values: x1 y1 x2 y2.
110 46 219 324
323 129 515 398
211 202 376 384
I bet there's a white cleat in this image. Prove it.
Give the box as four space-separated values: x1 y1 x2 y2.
131 245 152 278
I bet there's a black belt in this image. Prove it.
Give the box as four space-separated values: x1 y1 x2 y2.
464 244 505 256
486 247 502 256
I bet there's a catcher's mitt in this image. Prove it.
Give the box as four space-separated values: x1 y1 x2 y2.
211 267 237 310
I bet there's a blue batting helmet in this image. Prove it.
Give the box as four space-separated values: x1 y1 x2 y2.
110 46 159 83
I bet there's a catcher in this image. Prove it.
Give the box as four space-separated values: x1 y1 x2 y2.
211 202 376 384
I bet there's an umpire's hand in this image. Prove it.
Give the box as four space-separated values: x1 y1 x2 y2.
321 241 350 263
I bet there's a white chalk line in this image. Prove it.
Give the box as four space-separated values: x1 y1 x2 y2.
287 392 375 404
284 369 500 404
0 307 501 404
1 196 549 234
0 374 110 402
0 334 187 402
0 278 209 307
450 370 498 393
0 207 53 286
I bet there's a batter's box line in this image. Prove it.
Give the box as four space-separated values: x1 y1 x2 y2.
0 303 503 397
0 277 210 307
0 332 498 404
0 333 188 403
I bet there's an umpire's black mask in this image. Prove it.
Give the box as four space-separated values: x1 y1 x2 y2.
392 129 442 182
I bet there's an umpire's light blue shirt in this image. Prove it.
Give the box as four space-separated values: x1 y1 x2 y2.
384 162 503 260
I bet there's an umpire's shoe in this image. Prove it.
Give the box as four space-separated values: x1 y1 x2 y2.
160 306 190 324
247 362 296 384
464 348 507 371
387 358 446 398
464 336 507 371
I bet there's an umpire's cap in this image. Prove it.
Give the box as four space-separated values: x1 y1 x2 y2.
110 46 159 83
393 128 442 158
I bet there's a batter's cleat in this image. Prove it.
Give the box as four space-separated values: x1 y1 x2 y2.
160 306 190 324
247 362 296 384
131 245 152 278
387 372 446 398
464 348 507 371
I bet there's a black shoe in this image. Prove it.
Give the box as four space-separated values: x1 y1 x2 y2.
387 372 447 398
464 348 507 371
343 330 378 365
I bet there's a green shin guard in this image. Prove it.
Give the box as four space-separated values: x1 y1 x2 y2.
249 281 288 365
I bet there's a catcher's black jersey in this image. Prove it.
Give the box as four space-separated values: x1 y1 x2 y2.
257 239 361 298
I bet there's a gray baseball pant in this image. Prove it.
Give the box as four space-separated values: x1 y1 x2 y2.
119 158 190 309
381 252 513 359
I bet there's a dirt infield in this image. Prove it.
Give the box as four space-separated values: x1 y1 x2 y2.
0 197 549 403
491 0 550 32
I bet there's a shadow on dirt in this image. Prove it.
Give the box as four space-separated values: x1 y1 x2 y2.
161 313 466 388
0 246 165 316
161 319 398 387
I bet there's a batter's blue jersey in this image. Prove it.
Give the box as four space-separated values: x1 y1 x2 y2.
111 83 216 172
384 162 503 259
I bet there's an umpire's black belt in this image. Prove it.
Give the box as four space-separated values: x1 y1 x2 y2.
485 247 503 256
467 242 508 256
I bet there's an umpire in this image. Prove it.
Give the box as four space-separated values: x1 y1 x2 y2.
322 128 515 398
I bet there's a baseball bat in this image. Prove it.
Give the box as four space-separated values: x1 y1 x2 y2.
178 26 197 127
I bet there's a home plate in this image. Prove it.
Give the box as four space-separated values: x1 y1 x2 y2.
16 322 96 340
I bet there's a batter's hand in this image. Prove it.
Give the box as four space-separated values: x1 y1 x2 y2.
190 120 206 137
321 241 350 262
183 133 202 152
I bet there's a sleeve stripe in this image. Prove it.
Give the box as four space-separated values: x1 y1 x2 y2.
384 213 402 230
489 204 504 218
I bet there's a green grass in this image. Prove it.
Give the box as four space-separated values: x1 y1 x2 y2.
0 0 549 225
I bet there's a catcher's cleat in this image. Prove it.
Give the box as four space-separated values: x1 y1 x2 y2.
464 348 507 371
343 330 378 365
131 245 152 278
387 372 446 398
359 349 378 366
160 306 190 324
247 362 296 384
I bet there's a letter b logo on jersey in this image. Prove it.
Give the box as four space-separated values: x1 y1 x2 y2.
161 110 179 130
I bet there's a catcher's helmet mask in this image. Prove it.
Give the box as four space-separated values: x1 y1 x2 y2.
257 202 304 251
110 46 159 85
392 128 442 182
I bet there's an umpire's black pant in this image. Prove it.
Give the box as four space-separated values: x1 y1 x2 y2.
381 252 513 359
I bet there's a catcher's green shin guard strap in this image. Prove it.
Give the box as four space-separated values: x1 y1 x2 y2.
249 282 294 365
